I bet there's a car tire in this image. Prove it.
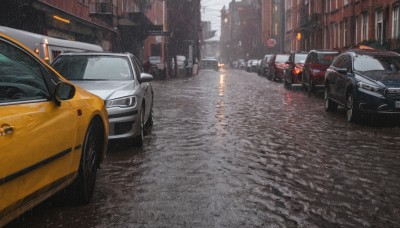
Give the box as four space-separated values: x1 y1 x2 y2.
346 90 359 122
271 68 276 81
134 106 144 147
301 74 308 91
69 119 101 204
324 87 337 112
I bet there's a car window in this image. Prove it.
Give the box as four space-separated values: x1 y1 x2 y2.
354 55 400 72
275 55 289 63
294 54 307 64
332 55 345 68
52 55 133 80
316 53 337 65
342 55 352 71
0 39 49 104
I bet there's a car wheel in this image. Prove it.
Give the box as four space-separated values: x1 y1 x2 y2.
134 106 144 147
145 101 154 129
324 87 337 112
301 74 308 91
70 119 101 204
271 68 276 81
346 90 359 122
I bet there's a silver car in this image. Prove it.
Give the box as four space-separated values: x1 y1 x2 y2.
52 52 153 146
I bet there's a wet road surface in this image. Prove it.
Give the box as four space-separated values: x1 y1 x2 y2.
10 69 400 227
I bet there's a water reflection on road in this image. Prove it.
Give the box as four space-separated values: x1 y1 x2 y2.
13 69 400 227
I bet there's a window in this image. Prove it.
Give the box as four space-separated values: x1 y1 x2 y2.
325 0 330 13
339 22 342 47
376 10 383 44
355 16 359 44
344 0 349 6
343 20 347 47
287 13 292 30
393 6 400 38
361 12 368 41
78 0 88 6
0 40 49 103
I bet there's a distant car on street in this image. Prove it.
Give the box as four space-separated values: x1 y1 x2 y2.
260 54 272 77
324 47 400 122
302 49 339 94
52 52 154 146
148 56 166 80
201 57 219 71
284 52 308 89
268 54 290 81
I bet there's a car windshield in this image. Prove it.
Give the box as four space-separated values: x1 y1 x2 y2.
354 55 400 72
315 53 337 65
275 55 289 63
295 54 307 64
52 55 133 80
149 56 161 64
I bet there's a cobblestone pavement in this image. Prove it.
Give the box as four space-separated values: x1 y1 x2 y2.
11 69 400 228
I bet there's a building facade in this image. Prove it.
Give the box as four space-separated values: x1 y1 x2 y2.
220 0 263 64
286 0 400 52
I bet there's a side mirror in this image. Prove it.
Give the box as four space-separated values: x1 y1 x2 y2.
139 72 153 83
55 82 75 106
337 68 349 74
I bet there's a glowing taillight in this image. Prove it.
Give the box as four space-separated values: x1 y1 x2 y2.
293 67 302 75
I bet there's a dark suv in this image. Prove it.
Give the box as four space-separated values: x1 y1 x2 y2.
324 47 400 122
283 52 308 89
302 50 339 93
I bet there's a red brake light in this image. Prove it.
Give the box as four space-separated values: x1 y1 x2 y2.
293 67 302 75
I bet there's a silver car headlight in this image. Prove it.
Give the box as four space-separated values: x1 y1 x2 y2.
106 96 136 108
357 82 384 95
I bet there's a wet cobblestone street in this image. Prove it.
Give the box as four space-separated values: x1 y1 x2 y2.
12 69 400 227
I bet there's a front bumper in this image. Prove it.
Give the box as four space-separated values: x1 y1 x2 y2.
357 89 400 114
107 106 140 140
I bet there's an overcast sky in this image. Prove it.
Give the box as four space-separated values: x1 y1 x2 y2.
201 0 231 40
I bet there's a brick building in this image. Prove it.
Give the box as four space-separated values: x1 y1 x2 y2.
286 0 400 52
220 0 262 63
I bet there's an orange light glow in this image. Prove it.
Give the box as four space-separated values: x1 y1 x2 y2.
53 15 70 24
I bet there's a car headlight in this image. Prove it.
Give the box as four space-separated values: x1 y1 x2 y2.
357 82 384 94
106 96 136 108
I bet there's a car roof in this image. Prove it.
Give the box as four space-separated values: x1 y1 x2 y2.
309 49 339 54
344 49 400 57
58 52 131 57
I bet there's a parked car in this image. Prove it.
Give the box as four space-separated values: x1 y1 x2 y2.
283 52 308 89
147 55 166 80
238 59 247 70
260 54 272 77
256 59 263 75
0 26 103 63
324 47 400 122
268 54 290 81
52 52 153 146
0 32 108 227
302 49 339 93
246 59 259 72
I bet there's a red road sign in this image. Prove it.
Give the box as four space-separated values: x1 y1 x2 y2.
267 38 276 48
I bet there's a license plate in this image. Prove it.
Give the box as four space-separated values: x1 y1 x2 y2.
396 101 400 109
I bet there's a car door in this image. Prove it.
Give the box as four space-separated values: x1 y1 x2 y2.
302 52 313 85
327 55 345 101
131 55 152 120
0 38 76 214
335 55 353 105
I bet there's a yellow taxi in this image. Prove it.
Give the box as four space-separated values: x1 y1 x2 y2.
0 33 108 226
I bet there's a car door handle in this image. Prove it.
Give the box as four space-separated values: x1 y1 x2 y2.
0 125 15 136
